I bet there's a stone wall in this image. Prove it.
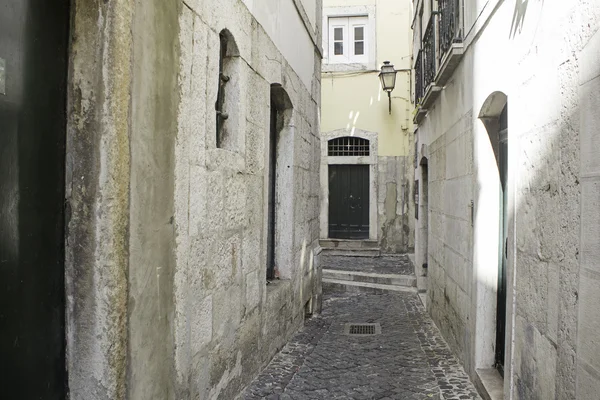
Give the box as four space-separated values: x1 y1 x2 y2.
424 112 474 367
65 1 322 399
413 0 600 398
577 24 600 399
378 156 414 253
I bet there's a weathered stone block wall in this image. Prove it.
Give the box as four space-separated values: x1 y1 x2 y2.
67 1 176 398
174 1 322 399
412 1 600 399
510 2 598 399
424 112 474 365
577 24 600 400
66 0 322 399
378 156 414 253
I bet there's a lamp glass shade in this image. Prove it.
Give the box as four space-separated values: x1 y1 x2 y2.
379 62 397 91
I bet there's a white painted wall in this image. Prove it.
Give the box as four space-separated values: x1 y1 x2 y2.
413 0 600 398
242 0 319 90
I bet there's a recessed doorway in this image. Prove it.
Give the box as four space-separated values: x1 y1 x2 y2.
328 164 370 239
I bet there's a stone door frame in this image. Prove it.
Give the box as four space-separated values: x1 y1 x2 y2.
320 129 378 241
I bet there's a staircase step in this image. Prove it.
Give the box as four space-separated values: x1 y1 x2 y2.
320 248 381 257
322 269 416 287
320 239 379 249
322 278 418 295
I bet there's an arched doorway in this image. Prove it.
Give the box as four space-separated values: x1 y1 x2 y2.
479 92 508 375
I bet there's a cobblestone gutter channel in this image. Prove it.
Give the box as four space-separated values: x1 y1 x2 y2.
240 292 481 400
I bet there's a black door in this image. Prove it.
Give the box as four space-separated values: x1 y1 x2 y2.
0 0 69 398
495 105 508 375
328 165 369 239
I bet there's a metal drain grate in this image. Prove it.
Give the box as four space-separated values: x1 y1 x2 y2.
350 325 375 335
344 323 381 336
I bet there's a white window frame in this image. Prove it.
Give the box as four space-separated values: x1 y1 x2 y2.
328 16 369 64
323 5 377 72
349 17 368 64
328 18 349 64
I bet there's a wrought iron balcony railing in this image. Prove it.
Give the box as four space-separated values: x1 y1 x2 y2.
415 51 423 105
422 15 436 92
439 0 462 56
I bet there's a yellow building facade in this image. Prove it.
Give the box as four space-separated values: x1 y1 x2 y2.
320 0 415 253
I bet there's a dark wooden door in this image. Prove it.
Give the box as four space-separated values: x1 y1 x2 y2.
328 165 369 239
0 0 69 397
496 105 508 375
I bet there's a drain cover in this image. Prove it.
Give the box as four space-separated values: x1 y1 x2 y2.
344 323 381 336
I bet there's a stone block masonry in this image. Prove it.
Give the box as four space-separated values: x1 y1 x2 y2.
65 0 323 399
175 1 324 398
412 0 600 398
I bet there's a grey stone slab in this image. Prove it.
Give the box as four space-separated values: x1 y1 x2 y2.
321 254 415 276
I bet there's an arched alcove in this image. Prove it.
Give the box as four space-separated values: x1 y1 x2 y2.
474 91 509 374
479 91 508 173
216 29 242 151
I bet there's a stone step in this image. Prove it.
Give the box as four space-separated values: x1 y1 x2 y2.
322 278 418 295
320 248 381 257
319 239 379 250
322 269 417 287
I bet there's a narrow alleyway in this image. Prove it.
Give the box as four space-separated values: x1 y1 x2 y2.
241 257 481 400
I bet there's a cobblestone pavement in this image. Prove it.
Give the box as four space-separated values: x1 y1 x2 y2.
321 255 414 276
240 292 481 400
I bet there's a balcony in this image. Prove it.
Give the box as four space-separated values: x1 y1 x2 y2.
413 51 427 124
420 15 442 109
436 0 464 85
415 51 423 104
412 1 465 125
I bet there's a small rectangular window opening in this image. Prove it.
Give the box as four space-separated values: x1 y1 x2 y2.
216 33 228 147
328 136 370 157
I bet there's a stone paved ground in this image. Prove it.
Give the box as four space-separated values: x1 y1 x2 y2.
321 255 415 276
240 292 481 400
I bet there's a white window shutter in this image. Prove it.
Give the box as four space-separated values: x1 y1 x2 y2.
328 17 350 64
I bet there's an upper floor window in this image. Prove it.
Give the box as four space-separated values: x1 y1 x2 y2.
328 16 369 64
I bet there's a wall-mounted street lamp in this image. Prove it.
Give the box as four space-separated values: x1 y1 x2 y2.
378 61 397 115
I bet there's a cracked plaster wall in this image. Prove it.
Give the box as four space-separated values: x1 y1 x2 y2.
378 156 414 253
